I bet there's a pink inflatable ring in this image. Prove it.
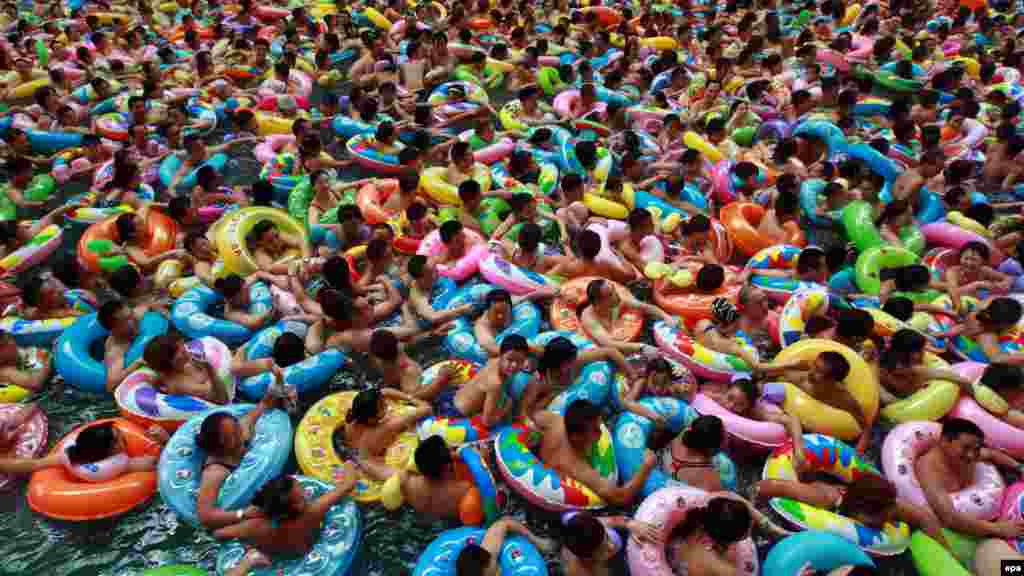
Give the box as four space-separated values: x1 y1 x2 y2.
627 486 759 576
881 421 1005 520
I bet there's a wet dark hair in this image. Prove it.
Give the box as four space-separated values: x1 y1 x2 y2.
818 350 851 381
108 265 143 298
455 544 492 576
196 411 238 455
671 496 751 546
214 274 244 301
439 220 463 244
564 399 601 436
878 264 930 292
272 332 305 368
681 415 724 457
696 264 725 292
97 300 125 331
562 512 606 558
942 417 984 442
500 334 528 355
836 308 874 340
980 363 1024 393
322 256 354 297
115 213 138 243
253 475 299 519
978 297 1023 328
839 474 898 517
577 229 602 260
517 222 542 252
485 288 512 310
414 434 453 480
539 336 578 373
346 388 383 424
407 254 428 278
66 422 118 465
881 329 926 368
882 296 914 322
144 333 182 373
369 329 399 361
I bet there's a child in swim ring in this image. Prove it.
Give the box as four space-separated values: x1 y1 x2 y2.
454 516 555 576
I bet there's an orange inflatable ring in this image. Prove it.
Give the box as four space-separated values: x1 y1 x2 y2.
582 6 623 28
356 178 400 225
550 276 644 342
720 202 805 258
468 17 494 30
652 262 743 324
77 210 178 273
27 418 160 521
168 27 215 43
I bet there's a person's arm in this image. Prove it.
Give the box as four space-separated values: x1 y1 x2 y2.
304 463 359 518
1 359 52 392
125 246 187 270
489 211 518 241
893 500 953 551
582 312 645 354
474 318 500 358
238 387 276 442
576 346 638 381
977 333 1024 365
574 448 657 507
197 465 264 528
980 446 1022 470
212 517 275 542
917 457 1024 537
480 517 554 560
104 357 143 393
224 303 274 330
481 382 510 427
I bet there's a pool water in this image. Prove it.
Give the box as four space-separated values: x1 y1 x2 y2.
0 88 935 576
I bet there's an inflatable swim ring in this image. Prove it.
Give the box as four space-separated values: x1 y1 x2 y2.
550 277 643 342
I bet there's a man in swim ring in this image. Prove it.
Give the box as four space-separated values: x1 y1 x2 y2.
248 219 311 272
756 188 801 246
454 516 556 576
916 418 1024 538
533 398 657 507
368 328 436 398
19 272 88 321
546 228 637 284
446 141 477 189
99 299 166 393
166 133 260 192
436 335 529 427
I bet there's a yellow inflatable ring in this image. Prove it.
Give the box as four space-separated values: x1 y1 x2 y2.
683 130 724 163
10 77 49 100
254 112 296 136
215 207 308 276
880 353 961 422
419 164 493 206
772 339 880 441
947 211 990 237
582 192 629 219
295 391 420 502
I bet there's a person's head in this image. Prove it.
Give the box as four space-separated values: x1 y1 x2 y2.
498 334 529 377
272 332 305 368
97 299 136 339
439 219 465 251
696 264 725 292
681 415 724 457
627 208 654 237
195 411 243 457
485 288 512 326
979 296 1024 331
115 213 140 244
576 229 602 261
213 274 245 305
674 496 752 546
248 220 280 250
253 475 304 519
21 273 66 309
959 240 990 272
940 417 985 467
564 399 603 447
585 279 621 315
711 297 740 330
144 332 190 373
347 387 385 425
539 336 578 379
516 222 542 253
835 308 874 345
414 434 455 480
562 512 607 559
455 543 492 576
0 331 16 365
458 179 482 208
66 422 122 465
812 350 851 384
839 474 898 526
796 246 828 282
451 141 473 171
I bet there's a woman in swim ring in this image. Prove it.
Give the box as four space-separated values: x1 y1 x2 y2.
560 511 661 576
342 387 432 481
61 421 167 483
755 473 951 551
668 493 787 575
194 386 284 529
878 329 975 404
579 278 677 355
212 471 358 557
661 415 727 492
519 335 639 418
694 297 762 370
945 242 1013 315
495 222 568 276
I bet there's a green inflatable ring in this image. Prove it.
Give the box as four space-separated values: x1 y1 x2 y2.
854 245 918 295
875 71 923 93
537 67 565 97
900 225 925 255
287 178 313 226
479 197 512 236
909 531 972 576
841 201 883 252
732 126 756 147
25 174 56 202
